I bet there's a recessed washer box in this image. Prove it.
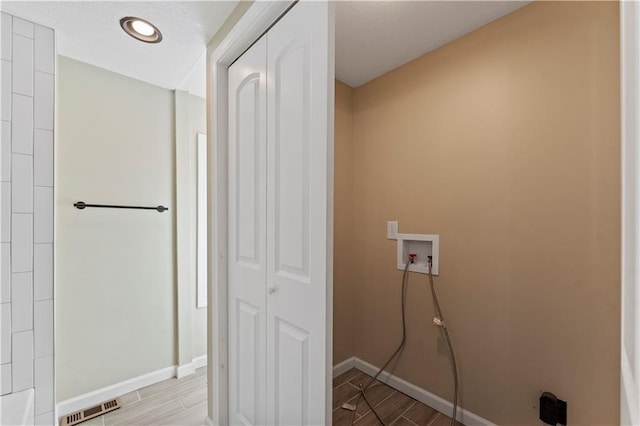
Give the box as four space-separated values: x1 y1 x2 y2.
396 233 439 275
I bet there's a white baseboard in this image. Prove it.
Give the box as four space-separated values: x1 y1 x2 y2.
177 363 195 379
332 356 356 378
56 365 176 417
57 354 210 418
177 355 208 378
59 355 489 424
334 357 496 426
193 354 208 370
58 356 210 416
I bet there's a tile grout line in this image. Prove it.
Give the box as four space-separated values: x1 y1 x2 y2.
31 32 35 396
427 413 442 426
387 400 417 426
344 394 364 419
337 369 460 426
372 389 396 409
399 415 420 426
355 389 397 424
335 381 361 393
397 401 416 421
332 370 460 426
337 370 395 423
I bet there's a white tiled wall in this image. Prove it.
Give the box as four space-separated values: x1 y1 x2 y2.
12 330 34 392
33 243 52 302
0 11 55 424
12 95 34 155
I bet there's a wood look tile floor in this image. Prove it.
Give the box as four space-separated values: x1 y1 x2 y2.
333 369 463 426
78 367 207 426
78 366 458 426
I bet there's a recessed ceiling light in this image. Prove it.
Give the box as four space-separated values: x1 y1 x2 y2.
120 17 162 44
131 20 155 37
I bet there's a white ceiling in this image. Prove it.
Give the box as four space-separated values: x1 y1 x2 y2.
336 1 529 87
0 1 238 96
0 1 530 93
177 52 206 97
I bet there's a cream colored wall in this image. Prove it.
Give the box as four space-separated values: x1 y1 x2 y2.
175 89 192 368
189 94 207 358
334 81 355 364
335 2 620 424
56 56 176 401
175 90 207 367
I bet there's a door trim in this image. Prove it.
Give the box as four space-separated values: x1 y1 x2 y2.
206 3 295 424
621 1 640 424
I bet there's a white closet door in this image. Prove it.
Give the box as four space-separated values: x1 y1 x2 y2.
228 36 268 426
266 2 334 425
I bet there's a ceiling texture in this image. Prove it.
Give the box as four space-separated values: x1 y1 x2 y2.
0 1 238 95
335 1 529 87
0 1 529 93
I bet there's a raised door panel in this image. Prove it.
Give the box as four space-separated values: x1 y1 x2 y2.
274 318 310 425
236 77 260 265
273 44 310 280
266 2 334 425
236 301 259 424
228 35 267 426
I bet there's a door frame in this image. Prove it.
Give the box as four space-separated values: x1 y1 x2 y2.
621 1 640 424
205 2 305 424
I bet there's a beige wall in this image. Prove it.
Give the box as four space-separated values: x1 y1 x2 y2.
334 81 355 364
334 2 620 424
56 56 176 401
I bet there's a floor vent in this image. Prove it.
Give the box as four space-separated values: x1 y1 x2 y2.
60 397 122 426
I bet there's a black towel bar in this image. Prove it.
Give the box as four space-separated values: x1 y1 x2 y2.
74 201 168 213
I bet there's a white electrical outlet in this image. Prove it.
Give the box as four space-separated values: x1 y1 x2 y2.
387 221 398 239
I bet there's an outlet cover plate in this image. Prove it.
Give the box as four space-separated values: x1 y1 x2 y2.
387 221 398 239
396 233 439 275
